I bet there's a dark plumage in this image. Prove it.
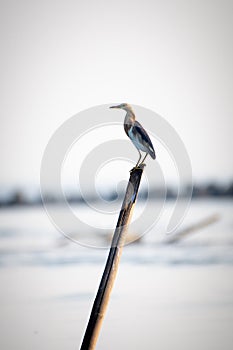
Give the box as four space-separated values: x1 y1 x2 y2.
110 103 156 166
132 121 156 159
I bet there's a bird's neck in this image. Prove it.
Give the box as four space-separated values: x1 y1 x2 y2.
124 110 135 125
124 110 135 133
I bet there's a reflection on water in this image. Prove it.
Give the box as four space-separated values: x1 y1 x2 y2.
0 199 232 266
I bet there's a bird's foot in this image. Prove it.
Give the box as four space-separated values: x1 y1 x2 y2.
129 166 138 173
129 163 146 173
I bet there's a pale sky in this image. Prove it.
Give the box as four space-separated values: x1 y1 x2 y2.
1 0 233 188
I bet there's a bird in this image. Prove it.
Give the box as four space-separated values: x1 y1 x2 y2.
110 103 156 168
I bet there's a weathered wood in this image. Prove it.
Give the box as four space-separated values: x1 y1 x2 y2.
80 165 145 350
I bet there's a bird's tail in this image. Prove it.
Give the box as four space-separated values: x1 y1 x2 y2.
149 145 156 159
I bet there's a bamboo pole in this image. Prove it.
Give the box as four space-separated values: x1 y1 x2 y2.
80 165 145 350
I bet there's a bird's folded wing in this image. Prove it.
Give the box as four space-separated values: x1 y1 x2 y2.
134 121 155 157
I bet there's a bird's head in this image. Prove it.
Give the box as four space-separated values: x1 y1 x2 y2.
110 103 133 112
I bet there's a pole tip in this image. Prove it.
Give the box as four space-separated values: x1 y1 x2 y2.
129 163 146 174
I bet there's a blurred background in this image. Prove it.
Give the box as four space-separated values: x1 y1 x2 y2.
0 1 233 349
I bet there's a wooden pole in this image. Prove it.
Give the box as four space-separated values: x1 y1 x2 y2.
80 165 145 350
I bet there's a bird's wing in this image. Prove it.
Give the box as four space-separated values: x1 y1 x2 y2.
133 121 156 159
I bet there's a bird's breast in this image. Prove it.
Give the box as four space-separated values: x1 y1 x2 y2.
124 122 131 135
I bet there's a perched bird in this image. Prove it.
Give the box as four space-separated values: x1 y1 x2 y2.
110 103 156 167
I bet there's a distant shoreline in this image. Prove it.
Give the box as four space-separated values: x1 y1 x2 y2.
0 182 232 208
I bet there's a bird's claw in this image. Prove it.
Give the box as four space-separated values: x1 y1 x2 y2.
129 163 146 173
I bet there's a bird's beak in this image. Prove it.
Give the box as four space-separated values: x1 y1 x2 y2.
110 105 120 109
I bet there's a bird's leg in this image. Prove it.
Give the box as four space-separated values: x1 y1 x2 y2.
130 150 142 173
140 153 148 165
135 150 142 168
